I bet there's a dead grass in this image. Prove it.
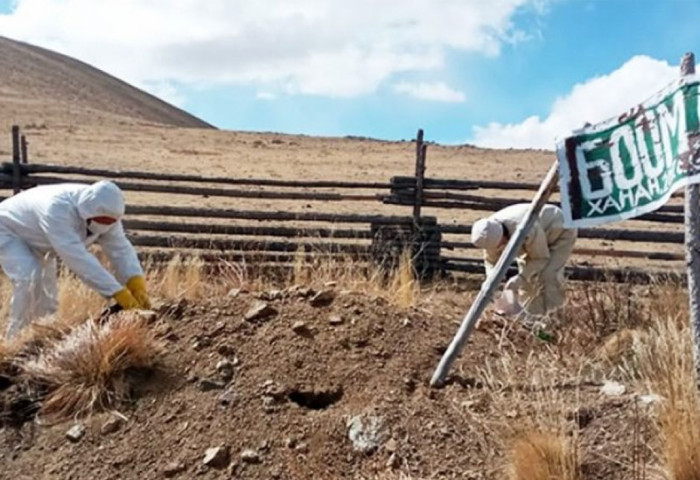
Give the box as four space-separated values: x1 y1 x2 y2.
595 328 649 367
507 431 580 480
287 248 419 308
19 311 164 423
476 347 583 480
57 269 106 325
633 314 700 480
149 253 205 301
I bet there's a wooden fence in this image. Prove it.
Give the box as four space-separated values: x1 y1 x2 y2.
2 125 686 283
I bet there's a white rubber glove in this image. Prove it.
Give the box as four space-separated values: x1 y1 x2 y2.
505 274 524 292
494 284 523 316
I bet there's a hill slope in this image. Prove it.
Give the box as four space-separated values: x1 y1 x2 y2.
0 36 214 129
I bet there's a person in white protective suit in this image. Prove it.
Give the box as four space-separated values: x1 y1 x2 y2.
471 203 577 316
0 181 151 338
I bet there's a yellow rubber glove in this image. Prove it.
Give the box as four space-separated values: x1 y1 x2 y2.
126 275 151 309
113 288 140 310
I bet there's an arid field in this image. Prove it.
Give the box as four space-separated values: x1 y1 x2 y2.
0 36 696 480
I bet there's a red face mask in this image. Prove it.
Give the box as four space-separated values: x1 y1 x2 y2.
87 216 118 235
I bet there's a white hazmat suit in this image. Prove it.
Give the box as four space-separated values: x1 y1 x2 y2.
0 181 144 338
471 204 577 316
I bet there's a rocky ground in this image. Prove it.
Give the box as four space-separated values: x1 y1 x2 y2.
0 281 664 480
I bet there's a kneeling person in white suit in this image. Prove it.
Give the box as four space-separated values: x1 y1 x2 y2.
471 203 577 316
0 181 150 338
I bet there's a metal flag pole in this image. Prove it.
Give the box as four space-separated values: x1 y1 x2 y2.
681 52 700 368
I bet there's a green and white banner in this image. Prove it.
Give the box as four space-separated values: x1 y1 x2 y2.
556 74 700 228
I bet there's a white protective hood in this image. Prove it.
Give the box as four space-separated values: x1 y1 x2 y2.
0 182 142 297
77 181 126 220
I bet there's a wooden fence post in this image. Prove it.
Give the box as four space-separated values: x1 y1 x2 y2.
681 52 700 370
20 135 28 164
11 126 21 194
413 129 426 225
430 161 559 387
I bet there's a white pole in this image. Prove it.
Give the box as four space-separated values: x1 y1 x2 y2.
681 52 700 370
430 161 559 387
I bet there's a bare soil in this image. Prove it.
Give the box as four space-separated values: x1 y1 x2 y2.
0 284 659 480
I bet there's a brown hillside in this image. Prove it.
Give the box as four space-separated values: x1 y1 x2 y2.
0 36 214 129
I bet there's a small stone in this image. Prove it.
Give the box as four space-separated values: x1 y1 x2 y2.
384 438 398 453
217 344 235 356
403 377 416 393
292 321 309 334
227 288 242 298
285 437 297 449
100 416 122 435
198 379 226 391
163 461 186 478
310 289 336 307
216 360 235 381
290 286 314 298
324 281 338 288
66 424 86 442
329 315 344 326
638 393 662 405
203 446 230 469
267 290 283 300
136 310 158 323
347 414 386 453
111 454 134 467
210 321 226 337
240 449 261 464
218 387 236 406
244 302 278 322
600 381 626 397
295 442 309 454
386 453 400 469
569 406 596 429
192 336 212 351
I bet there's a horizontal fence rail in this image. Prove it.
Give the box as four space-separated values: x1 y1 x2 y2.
19 175 386 202
1 162 392 189
2 125 686 284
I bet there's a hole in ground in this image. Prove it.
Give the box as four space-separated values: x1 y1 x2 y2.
288 384 343 410
0 375 12 391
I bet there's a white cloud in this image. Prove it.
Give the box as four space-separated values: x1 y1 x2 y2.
0 0 548 99
394 81 466 102
256 92 277 100
472 55 678 149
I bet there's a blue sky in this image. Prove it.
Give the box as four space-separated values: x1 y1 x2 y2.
0 0 698 148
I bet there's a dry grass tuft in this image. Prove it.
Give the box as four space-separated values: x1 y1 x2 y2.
387 249 418 308
507 431 580 480
478 348 583 480
151 254 205 301
19 311 164 422
660 404 700 480
57 270 106 325
633 315 700 480
595 328 649 366
292 246 311 286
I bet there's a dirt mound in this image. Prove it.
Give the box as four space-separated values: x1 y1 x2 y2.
0 287 652 479
0 36 213 129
